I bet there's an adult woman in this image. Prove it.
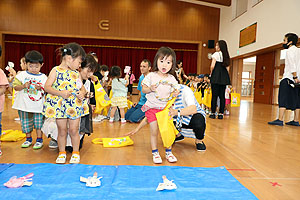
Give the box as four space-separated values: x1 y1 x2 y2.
175 60 188 84
209 40 231 119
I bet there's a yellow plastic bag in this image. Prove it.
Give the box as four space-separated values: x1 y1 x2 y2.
155 98 178 148
203 88 212 108
94 80 111 114
194 91 202 104
0 130 26 142
231 92 240 107
92 136 134 147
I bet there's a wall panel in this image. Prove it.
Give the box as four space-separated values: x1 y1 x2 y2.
0 0 220 73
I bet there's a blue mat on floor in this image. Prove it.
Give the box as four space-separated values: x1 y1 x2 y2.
0 163 257 200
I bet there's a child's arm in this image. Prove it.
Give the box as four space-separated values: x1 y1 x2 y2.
123 117 148 136
44 68 71 99
13 78 30 91
124 74 129 87
76 85 87 100
0 85 7 95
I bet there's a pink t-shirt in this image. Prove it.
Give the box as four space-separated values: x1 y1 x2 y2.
0 69 9 112
142 72 179 110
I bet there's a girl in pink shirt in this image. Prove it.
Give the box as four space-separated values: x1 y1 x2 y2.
141 47 179 164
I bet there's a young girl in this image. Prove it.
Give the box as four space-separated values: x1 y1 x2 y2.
141 47 179 164
109 66 129 123
224 85 232 115
43 43 87 164
127 68 135 96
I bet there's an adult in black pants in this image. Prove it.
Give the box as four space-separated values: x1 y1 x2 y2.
209 40 231 119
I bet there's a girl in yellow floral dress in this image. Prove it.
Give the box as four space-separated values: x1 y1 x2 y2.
43 43 87 164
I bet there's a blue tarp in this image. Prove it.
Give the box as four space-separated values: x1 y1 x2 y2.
0 163 257 200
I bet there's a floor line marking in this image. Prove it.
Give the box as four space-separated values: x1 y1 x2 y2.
236 177 300 180
206 134 268 178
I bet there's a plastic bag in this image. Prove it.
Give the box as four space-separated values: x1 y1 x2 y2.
94 79 111 114
231 92 240 107
155 98 178 148
202 88 212 108
92 136 134 147
0 130 26 142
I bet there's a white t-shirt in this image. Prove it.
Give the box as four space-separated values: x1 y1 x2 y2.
142 72 179 109
212 51 223 62
283 45 300 81
12 71 47 113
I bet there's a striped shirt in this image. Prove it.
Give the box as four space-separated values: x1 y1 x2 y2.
173 84 206 139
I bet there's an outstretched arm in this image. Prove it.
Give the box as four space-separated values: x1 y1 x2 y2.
123 117 148 136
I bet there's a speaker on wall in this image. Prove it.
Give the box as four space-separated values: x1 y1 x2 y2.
208 40 215 49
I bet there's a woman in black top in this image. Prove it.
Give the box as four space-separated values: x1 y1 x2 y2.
209 40 230 119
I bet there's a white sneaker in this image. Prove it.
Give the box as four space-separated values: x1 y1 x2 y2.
56 154 66 164
69 154 80 164
21 141 32 148
33 142 43 150
121 119 126 123
166 152 177 163
109 117 114 123
152 152 162 164
14 117 20 121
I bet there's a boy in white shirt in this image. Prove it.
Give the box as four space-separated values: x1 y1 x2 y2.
12 50 47 149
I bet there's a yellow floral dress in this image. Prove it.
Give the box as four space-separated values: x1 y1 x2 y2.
42 66 89 119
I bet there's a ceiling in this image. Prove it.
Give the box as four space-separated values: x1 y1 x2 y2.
195 0 231 6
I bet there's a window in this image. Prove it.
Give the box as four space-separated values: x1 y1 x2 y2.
232 0 248 20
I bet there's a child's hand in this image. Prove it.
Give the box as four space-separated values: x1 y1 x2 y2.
76 90 85 100
173 89 180 97
35 84 42 91
90 75 98 83
123 129 138 136
60 90 72 99
150 84 157 92
23 82 30 89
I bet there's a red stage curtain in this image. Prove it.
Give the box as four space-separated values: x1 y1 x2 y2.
4 34 198 80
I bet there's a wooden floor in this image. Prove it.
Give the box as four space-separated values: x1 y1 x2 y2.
1 95 300 200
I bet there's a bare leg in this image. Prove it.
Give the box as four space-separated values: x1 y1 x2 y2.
149 121 158 150
110 107 117 118
278 107 286 121
56 118 68 152
36 129 42 138
68 118 80 152
119 108 125 118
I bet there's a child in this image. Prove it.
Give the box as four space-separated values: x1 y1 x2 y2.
224 85 232 115
43 42 87 164
109 66 129 123
141 46 179 164
0 45 9 156
12 50 48 150
127 68 136 96
46 54 98 151
93 64 110 122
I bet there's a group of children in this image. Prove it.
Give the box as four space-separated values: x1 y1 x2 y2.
180 72 232 115
0 42 233 164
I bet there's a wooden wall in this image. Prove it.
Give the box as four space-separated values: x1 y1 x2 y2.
0 0 220 73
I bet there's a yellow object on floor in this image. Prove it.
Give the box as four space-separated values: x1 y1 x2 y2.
0 130 26 142
92 136 134 147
